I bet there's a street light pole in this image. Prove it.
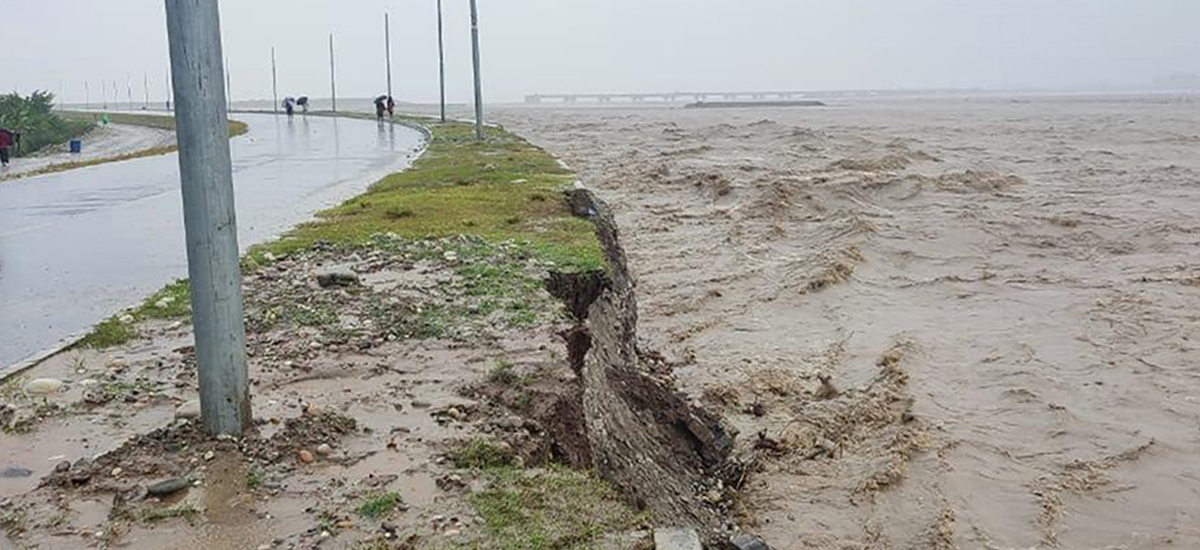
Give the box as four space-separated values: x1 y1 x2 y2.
271 47 279 114
385 12 393 106
437 0 447 123
329 33 337 113
164 0 251 437
469 0 484 140
144 73 150 110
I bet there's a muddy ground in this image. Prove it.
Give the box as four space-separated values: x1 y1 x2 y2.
491 95 1200 549
0 235 632 550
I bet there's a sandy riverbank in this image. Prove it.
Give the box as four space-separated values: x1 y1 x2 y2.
492 94 1200 549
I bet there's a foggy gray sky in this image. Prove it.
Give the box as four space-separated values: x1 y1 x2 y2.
2 0 1198 104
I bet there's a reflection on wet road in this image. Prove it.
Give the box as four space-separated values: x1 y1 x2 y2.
0 114 424 371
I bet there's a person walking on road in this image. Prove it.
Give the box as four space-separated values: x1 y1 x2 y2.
0 128 15 167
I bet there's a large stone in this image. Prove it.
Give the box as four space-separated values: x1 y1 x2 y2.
731 534 771 550
315 266 360 288
23 378 65 395
175 399 201 420
146 478 191 497
653 527 701 550
0 467 33 479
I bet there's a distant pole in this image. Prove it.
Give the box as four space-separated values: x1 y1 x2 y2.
166 71 172 111
127 77 133 111
85 81 90 110
144 73 150 109
329 33 337 113
271 47 279 114
164 0 251 437
225 56 232 112
437 0 446 123
469 0 484 140
385 13 393 105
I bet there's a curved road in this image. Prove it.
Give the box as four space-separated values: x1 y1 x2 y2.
0 114 424 372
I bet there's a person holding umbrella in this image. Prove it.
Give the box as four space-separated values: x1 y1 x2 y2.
374 95 388 119
283 97 297 117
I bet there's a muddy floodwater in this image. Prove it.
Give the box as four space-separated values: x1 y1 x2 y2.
495 95 1200 549
0 114 423 372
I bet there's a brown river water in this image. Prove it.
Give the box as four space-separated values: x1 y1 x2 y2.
495 94 1200 549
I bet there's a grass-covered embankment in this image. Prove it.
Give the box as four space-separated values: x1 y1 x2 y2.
250 116 599 271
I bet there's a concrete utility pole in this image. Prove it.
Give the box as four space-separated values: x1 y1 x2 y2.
385 13 393 105
469 0 484 140
85 81 90 110
126 77 133 111
164 0 251 436
437 0 447 123
271 47 279 114
329 34 338 113
328 33 338 112
144 73 150 110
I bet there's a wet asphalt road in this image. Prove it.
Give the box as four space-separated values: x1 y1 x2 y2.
0 114 424 372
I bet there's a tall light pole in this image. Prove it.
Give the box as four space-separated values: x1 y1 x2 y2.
85 81 90 110
437 0 447 123
385 12 393 107
144 73 150 110
126 77 134 111
469 0 484 140
329 33 338 113
164 0 251 436
271 47 279 114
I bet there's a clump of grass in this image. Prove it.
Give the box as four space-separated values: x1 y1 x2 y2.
384 205 415 220
75 317 137 349
0 509 26 534
356 492 404 520
140 503 200 523
135 279 191 319
487 360 522 387
469 467 645 550
245 469 265 489
88 378 158 404
450 438 517 470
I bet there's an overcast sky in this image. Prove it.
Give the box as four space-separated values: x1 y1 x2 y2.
2 0 1198 104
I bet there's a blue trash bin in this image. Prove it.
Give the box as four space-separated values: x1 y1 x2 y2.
69 139 82 154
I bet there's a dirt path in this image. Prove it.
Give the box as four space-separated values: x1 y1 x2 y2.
494 96 1200 549
0 123 174 182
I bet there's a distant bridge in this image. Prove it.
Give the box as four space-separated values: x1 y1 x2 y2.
524 89 975 104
